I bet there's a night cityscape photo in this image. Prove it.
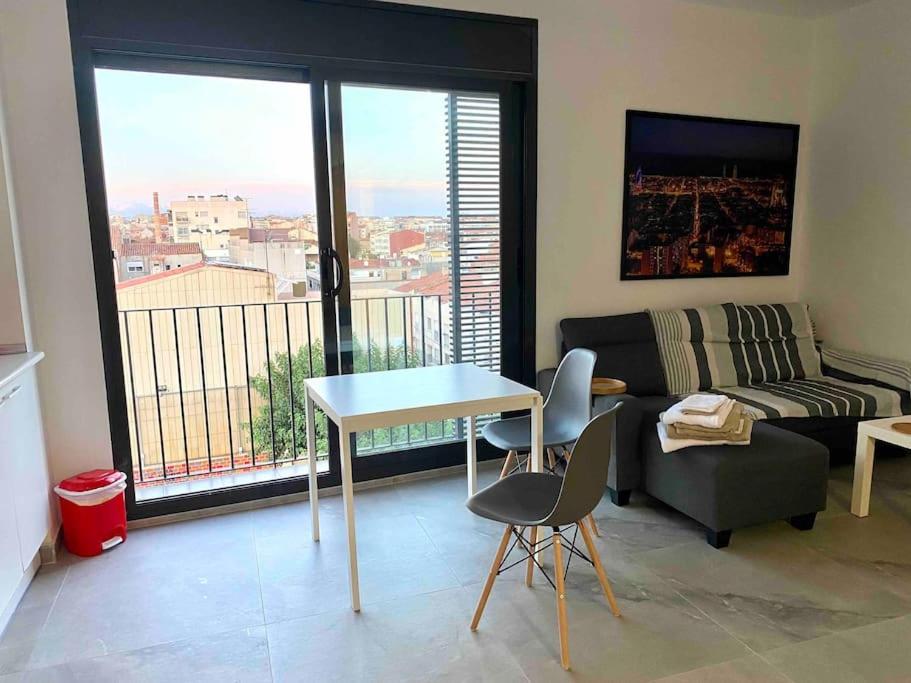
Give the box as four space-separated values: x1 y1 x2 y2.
621 111 799 280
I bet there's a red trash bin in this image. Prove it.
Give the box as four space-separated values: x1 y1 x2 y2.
55 469 128 557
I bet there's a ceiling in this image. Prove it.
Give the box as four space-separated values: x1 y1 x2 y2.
679 0 874 17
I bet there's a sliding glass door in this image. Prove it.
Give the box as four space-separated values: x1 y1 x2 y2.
93 63 343 504
318 78 507 478
321 82 502 468
83 52 529 518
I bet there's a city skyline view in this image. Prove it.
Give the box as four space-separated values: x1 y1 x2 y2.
94 68 450 218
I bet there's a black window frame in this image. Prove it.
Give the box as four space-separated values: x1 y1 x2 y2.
68 0 537 520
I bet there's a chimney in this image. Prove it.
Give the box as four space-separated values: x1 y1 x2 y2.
152 191 162 243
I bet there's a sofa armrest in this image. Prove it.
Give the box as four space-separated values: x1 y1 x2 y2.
594 393 643 495
821 346 911 393
537 367 557 401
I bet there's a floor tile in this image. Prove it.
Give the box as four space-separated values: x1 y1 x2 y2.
256 512 460 622
2 456 911 681
650 654 790 682
635 525 911 652
795 509 911 600
468 545 751 682
9 627 270 683
20 518 265 670
764 615 911 683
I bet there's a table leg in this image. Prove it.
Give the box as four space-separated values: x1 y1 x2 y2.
305 389 319 542
467 415 478 496
340 430 361 611
530 396 544 473
530 395 545 563
851 433 875 517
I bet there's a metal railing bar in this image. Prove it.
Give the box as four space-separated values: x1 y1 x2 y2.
420 296 427 368
147 309 167 480
284 303 298 464
217 306 236 470
196 307 213 473
172 308 190 477
122 312 143 482
263 304 276 465
240 306 255 465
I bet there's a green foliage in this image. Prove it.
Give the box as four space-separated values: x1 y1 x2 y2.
249 337 457 460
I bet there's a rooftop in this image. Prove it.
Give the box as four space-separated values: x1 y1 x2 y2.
119 242 202 257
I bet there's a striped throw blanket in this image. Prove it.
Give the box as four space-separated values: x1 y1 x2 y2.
821 347 911 393
649 303 904 420
649 303 822 395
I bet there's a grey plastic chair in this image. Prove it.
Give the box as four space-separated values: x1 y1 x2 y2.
467 404 623 671
482 347 596 475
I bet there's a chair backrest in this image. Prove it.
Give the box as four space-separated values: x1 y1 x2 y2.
542 402 622 527
544 348 597 436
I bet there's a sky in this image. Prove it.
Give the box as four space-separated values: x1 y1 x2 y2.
94 69 449 217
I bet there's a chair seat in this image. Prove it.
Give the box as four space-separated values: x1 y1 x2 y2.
481 415 579 452
466 473 562 526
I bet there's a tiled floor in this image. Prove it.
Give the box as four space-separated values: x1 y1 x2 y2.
3 456 911 682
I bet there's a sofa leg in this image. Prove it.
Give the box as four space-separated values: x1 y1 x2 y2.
706 529 732 549
789 512 817 531
608 488 631 507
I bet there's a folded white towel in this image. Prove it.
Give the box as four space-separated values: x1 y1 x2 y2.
677 393 729 414
657 422 752 453
662 397 735 429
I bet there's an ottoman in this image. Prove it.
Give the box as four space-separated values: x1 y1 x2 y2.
640 420 830 548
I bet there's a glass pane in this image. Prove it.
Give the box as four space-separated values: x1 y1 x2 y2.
95 68 328 499
339 85 501 455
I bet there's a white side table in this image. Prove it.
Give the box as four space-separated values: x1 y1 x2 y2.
852 416 911 517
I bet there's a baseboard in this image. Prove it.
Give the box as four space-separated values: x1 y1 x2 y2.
0 551 40 640
129 457 505 530
39 522 63 564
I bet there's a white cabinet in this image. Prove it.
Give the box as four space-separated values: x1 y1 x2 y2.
0 357 51 631
4 369 52 563
0 428 22 611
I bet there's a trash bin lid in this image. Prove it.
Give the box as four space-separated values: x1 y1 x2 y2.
58 469 125 493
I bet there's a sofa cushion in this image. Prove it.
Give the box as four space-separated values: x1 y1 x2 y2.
710 376 904 420
560 312 667 396
649 303 821 395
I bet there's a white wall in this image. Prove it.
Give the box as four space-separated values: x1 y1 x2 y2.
0 0 114 482
0 87 28 352
0 0 814 480
395 0 815 368
803 0 911 361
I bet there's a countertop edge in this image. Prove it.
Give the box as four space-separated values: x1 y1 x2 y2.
0 351 45 389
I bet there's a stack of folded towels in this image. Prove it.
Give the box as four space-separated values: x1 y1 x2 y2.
657 394 753 453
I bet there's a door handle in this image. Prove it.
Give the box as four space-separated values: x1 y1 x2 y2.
0 384 20 409
328 247 344 297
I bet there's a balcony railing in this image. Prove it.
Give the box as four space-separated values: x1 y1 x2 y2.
118 295 457 489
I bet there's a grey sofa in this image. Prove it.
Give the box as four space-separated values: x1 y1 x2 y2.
538 307 911 548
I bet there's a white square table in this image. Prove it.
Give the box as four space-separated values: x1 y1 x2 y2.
303 363 544 611
852 416 911 517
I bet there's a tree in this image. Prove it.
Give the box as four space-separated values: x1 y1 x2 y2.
249 336 456 461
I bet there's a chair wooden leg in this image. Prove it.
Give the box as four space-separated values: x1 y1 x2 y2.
470 525 514 631
586 512 601 537
578 519 621 617
552 529 571 671
499 450 517 479
546 447 557 472
525 525 538 587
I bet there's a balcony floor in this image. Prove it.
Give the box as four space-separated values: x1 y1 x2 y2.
3 458 911 681
135 459 330 502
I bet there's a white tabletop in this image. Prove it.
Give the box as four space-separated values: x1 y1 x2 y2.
304 363 539 428
858 415 911 446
